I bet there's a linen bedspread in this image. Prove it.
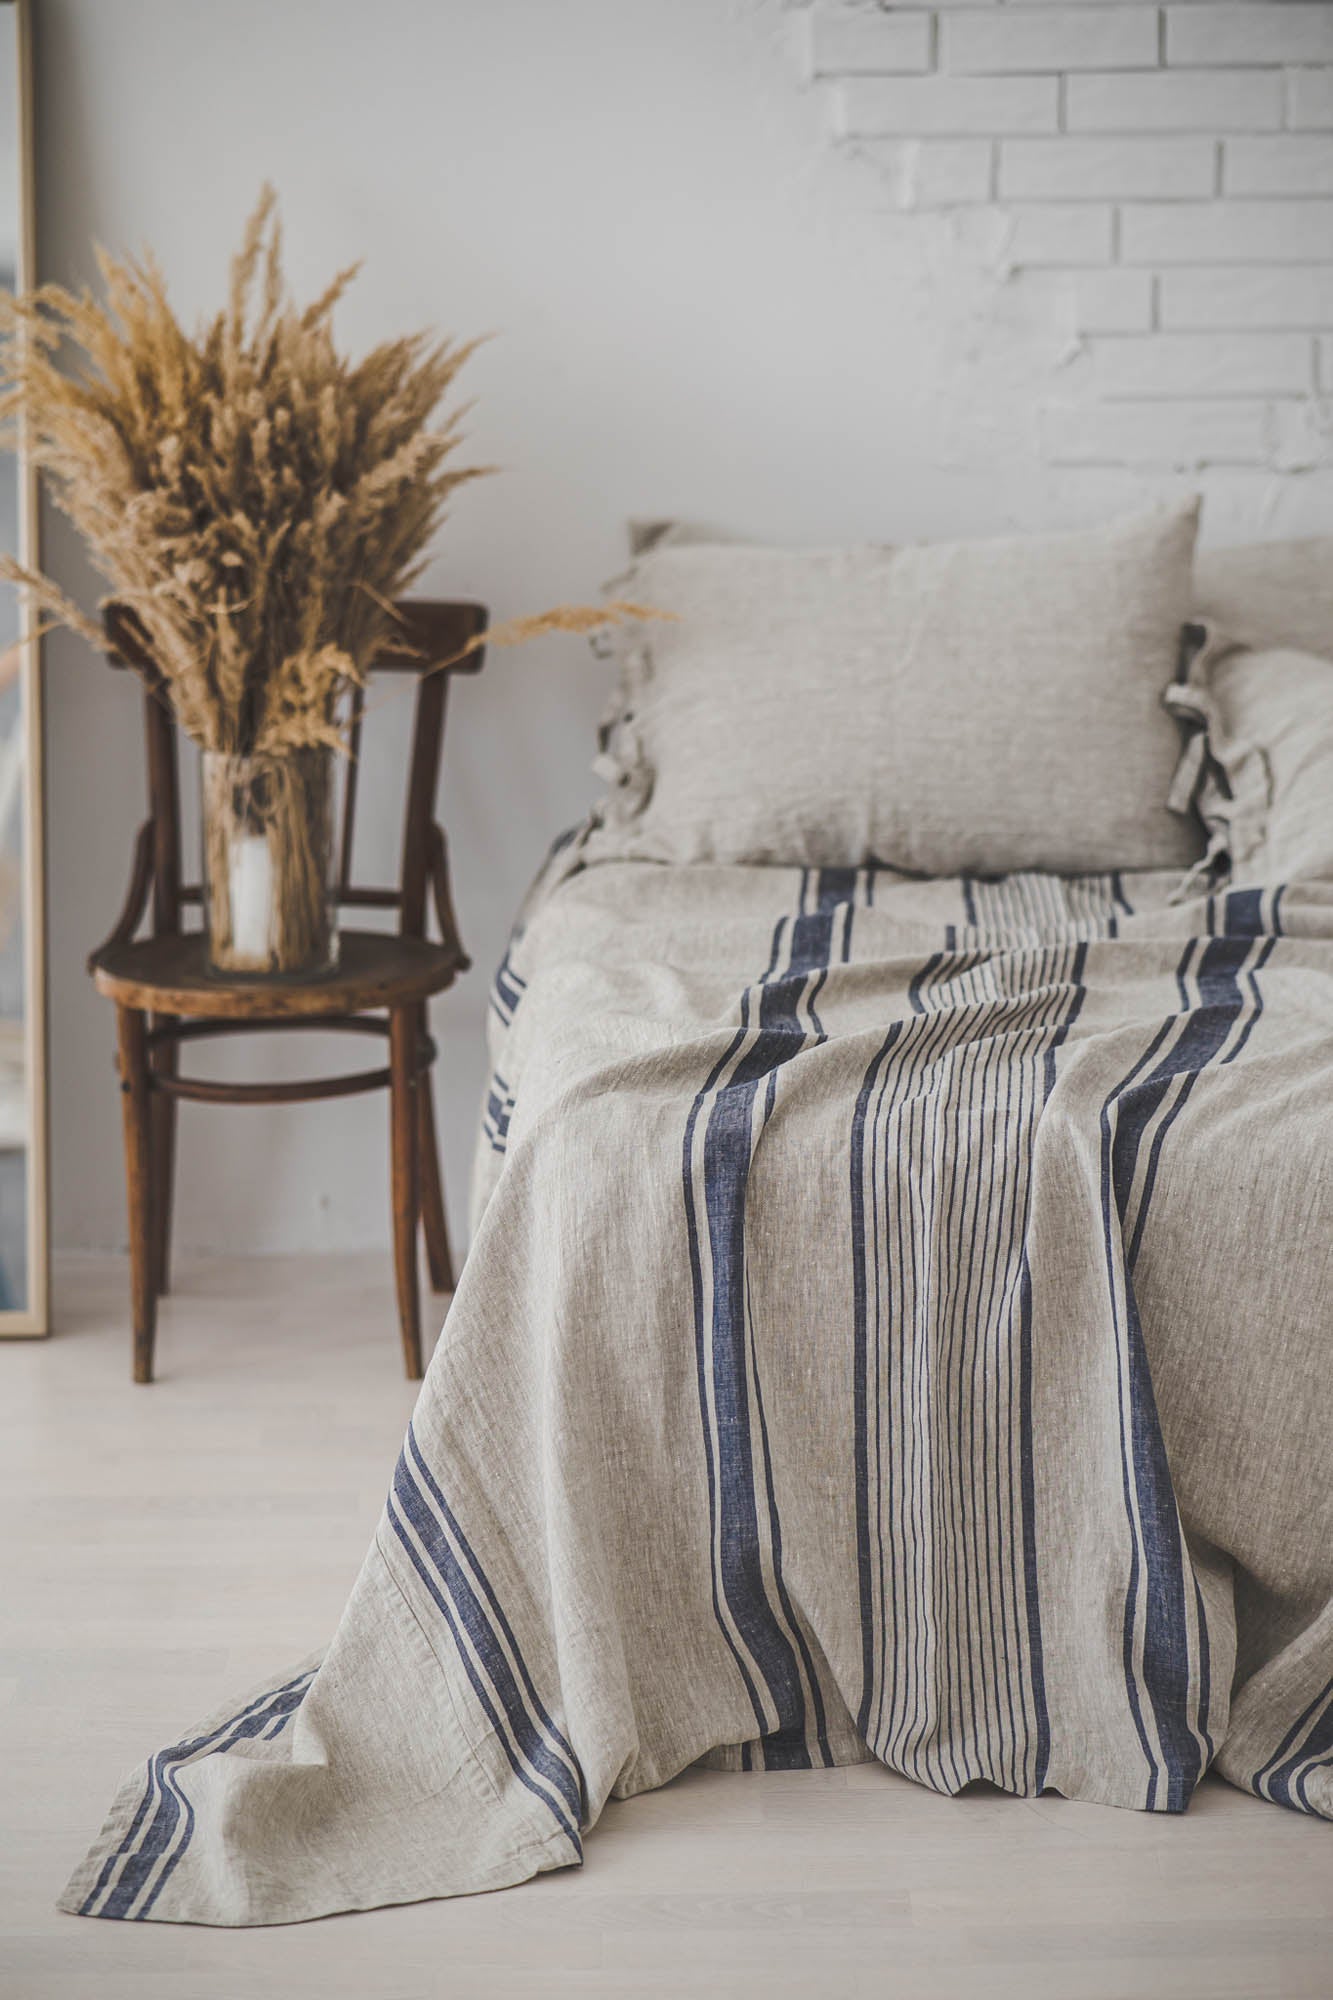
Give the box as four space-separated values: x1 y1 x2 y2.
62 856 1333 1926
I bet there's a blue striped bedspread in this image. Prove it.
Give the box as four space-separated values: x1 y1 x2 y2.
62 859 1333 1925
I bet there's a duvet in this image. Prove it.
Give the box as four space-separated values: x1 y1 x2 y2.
62 854 1333 1926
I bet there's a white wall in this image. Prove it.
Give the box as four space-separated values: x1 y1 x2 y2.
803 2 1333 475
36 0 1331 1267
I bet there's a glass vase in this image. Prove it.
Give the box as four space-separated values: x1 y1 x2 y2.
200 747 339 978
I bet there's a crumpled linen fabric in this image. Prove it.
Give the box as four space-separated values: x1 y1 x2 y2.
63 856 1333 1927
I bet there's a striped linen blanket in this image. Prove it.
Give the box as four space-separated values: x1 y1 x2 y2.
62 857 1333 1926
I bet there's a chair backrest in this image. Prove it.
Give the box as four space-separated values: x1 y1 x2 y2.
103 600 487 950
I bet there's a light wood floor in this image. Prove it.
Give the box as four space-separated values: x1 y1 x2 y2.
3 1254 1331 2000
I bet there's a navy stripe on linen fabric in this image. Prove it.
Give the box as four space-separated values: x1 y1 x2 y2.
849 1021 902 1745
1016 940 1089 1795
1255 1675 1333 1810
1098 902 1274 1812
387 1430 584 1845
490 947 527 1029
403 1426 584 1804
961 871 1132 944
483 1072 515 1156
81 1669 316 1920
683 869 859 1771
849 932 1088 1798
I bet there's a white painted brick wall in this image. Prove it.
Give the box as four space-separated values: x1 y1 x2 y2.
1165 5 1333 67
837 74 1059 134
856 139 994 206
1074 269 1155 331
1006 201 1116 261
806 10 933 77
1091 331 1314 396
803 1 1333 473
1121 199 1333 262
1288 68 1333 128
1043 399 1272 467
1066 70 1283 130
941 7 1160 74
1224 135 1333 194
999 136 1215 198
1160 266 1333 328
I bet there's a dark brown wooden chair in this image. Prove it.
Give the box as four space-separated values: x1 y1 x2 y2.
89 600 486 1384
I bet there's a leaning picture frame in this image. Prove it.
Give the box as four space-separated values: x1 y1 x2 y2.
0 0 49 1335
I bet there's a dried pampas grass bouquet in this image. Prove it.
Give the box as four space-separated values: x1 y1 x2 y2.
0 184 648 975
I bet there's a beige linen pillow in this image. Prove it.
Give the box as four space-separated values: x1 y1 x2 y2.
595 501 1202 876
1194 538 1333 661
1167 632 1333 887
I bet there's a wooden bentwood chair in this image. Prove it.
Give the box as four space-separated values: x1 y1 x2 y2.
89 600 487 1385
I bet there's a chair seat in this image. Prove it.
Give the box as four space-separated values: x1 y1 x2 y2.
91 929 462 1021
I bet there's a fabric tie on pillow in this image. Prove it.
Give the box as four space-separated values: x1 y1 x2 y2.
1167 625 1333 892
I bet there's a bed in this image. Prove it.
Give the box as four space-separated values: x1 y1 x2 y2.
61 507 1333 1927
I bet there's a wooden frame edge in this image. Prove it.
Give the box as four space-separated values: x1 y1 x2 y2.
0 0 49 1335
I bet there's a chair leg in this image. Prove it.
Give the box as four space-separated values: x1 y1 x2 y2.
116 1005 157 1384
389 1005 423 1381
150 1014 178 1297
417 1015 455 1296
